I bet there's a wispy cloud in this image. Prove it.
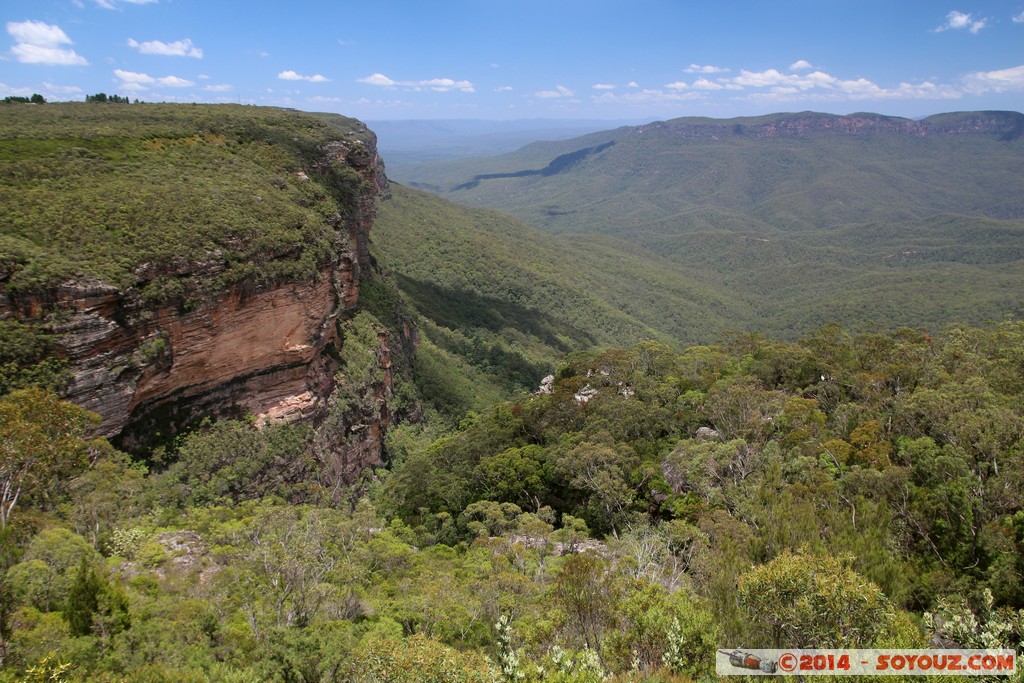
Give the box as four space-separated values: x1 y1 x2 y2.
278 70 329 83
96 0 158 8
963 64 1024 93
721 67 961 101
1013 10 1024 23
653 63 968 105
1 83 34 97
357 72 474 92
7 20 88 66
683 64 729 74
535 84 575 98
592 88 703 105
935 10 987 33
592 83 616 90
114 68 195 90
203 83 234 92
43 81 83 95
127 38 203 58
691 77 739 91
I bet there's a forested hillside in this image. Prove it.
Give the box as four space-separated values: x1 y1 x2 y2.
399 111 1024 338
370 183 749 407
3 322 1024 680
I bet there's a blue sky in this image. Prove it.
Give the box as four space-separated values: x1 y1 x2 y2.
3 0 1023 120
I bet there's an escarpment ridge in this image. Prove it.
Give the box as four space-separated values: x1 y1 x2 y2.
0 104 394 466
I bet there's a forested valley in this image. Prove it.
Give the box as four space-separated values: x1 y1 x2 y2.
1 102 1023 682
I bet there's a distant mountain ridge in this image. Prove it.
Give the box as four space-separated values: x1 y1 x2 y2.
401 109 1024 226
637 110 1024 140
393 109 1024 340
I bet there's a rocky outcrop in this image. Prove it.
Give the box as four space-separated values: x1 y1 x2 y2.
0 118 395 476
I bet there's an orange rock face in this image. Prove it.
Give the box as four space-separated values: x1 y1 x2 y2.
133 271 338 416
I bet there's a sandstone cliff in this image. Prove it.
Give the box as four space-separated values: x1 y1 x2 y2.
639 110 1024 140
0 105 399 478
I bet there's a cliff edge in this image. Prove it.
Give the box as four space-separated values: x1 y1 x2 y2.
0 104 394 470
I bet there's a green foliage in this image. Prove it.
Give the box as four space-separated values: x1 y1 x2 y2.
382 320 1024 661
65 557 102 637
738 548 909 648
0 321 68 396
6 528 98 612
0 389 102 528
496 614 525 682
66 449 148 549
604 581 717 677
0 103 371 303
154 419 316 507
344 633 499 682
19 651 73 682
85 93 129 104
925 588 1024 650
375 184 743 373
552 554 621 667
3 319 1024 679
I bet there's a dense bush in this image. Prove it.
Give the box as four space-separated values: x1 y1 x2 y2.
1 323 1022 679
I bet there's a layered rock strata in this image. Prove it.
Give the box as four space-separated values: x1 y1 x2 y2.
1 124 394 475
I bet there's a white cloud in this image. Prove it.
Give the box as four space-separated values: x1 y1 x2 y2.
728 69 789 87
710 65 962 103
0 83 34 98
419 77 475 92
356 72 474 92
684 64 729 74
592 88 703 106
307 95 345 104
790 60 814 71
7 20 88 66
592 83 616 90
494 86 513 92
43 81 83 94
742 77 962 105
96 0 158 8
113 68 194 90
935 10 987 33
279 70 329 83
357 73 395 86
157 75 194 87
127 38 203 58
664 81 689 90
726 68 861 92
535 84 575 98
203 83 233 92
692 77 733 91
626 81 639 88
1013 10 1024 23
114 69 154 90
963 64 1024 93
